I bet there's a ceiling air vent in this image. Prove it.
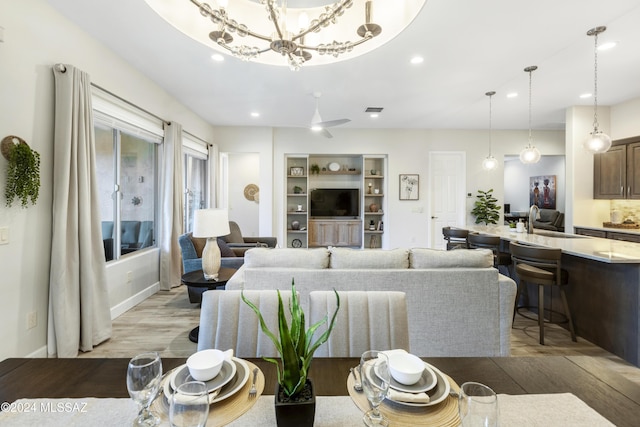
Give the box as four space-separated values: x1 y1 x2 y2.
365 107 384 113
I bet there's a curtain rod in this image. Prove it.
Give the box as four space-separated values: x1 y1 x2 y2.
55 63 213 145
55 63 169 125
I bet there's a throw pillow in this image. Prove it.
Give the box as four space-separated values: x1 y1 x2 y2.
329 247 409 269
244 248 330 268
410 248 493 268
217 238 237 258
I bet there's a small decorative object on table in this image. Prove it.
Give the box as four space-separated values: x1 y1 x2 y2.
241 281 340 427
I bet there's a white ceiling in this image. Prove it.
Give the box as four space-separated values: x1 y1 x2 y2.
47 0 640 132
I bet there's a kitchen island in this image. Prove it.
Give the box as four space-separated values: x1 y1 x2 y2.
467 225 640 366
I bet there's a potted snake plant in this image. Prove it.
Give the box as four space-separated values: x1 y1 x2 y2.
242 280 340 427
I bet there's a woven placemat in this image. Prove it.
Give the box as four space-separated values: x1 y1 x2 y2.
347 366 461 427
152 361 265 427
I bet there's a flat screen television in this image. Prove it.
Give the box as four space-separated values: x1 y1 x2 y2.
310 188 359 218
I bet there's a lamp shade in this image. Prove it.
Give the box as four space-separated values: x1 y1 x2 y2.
193 209 230 238
519 145 541 164
583 130 612 154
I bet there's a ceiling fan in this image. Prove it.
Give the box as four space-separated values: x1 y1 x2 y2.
310 92 350 138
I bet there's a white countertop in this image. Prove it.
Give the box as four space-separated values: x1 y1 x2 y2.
467 225 640 264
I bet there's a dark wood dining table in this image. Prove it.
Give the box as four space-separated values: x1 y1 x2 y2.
1 356 640 426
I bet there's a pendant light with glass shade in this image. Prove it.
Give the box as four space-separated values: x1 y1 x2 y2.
583 26 612 154
482 91 498 171
519 66 541 164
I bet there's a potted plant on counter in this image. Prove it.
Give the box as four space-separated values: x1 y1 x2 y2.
471 188 500 225
242 281 340 427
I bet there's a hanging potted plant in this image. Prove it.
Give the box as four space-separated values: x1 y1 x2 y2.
2 136 41 208
471 188 501 225
242 281 340 427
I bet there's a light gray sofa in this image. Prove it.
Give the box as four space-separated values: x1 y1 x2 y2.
223 247 517 357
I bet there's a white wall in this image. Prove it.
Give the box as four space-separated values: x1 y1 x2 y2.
612 98 640 140
214 127 566 248
226 153 260 237
504 156 566 214
0 0 215 359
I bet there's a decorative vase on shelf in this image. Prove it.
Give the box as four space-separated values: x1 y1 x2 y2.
369 203 378 213
291 220 300 230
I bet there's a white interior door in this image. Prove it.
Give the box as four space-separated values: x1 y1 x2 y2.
429 152 466 249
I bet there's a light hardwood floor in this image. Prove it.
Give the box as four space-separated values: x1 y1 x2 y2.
79 285 640 385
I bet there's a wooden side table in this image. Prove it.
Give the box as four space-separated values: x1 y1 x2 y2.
182 267 237 343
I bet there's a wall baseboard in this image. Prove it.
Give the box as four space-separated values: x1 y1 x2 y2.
110 282 160 320
26 346 48 358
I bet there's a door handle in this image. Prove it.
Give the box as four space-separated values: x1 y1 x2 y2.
431 216 438 219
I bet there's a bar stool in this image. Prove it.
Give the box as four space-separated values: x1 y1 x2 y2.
442 227 468 250
509 241 577 345
468 233 512 276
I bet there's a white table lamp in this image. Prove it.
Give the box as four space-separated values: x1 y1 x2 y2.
192 209 230 280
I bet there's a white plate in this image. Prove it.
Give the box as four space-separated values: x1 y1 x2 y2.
170 358 236 394
384 364 451 407
328 162 340 171
387 362 437 393
163 358 249 405
211 358 250 403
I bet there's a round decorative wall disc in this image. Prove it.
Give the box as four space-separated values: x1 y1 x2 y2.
244 184 259 201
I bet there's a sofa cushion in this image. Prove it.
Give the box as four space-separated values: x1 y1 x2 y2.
538 209 559 223
244 247 330 269
410 248 493 268
329 248 409 269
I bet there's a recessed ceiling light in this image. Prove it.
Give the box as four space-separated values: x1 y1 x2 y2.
580 93 592 99
506 92 518 98
598 41 617 51
250 112 260 117
370 113 379 118
211 53 224 62
410 56 424 65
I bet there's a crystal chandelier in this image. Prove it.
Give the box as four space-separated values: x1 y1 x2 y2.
141 0 426 70
519 66 541 164
482 91 498 171
191 0 381 71
583 26 612 154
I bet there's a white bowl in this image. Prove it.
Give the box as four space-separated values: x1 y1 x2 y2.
186 349 225 382
388 353 424 385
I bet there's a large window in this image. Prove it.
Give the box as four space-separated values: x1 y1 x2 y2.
93 88 163 261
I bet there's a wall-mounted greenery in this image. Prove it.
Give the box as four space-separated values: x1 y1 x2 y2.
2 136 41 208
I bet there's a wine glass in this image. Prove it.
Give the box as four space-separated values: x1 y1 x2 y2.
127 352 163 427
458 382 498 427
169 381 210 427
360 350 390 427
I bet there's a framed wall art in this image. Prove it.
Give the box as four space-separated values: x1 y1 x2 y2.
530 175 556 209
399 174 419 200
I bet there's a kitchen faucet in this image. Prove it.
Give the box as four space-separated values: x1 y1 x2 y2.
528 204 540 234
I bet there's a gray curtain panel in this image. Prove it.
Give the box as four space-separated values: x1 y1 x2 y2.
48 64 112 357
160 121 184 290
